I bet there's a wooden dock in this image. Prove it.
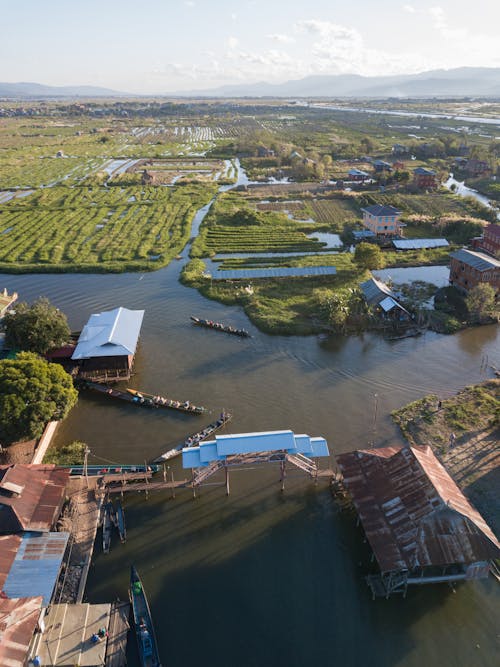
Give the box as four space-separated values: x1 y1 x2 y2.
105 601 130 667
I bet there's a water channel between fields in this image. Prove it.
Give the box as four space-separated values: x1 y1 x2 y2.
1 160 499 667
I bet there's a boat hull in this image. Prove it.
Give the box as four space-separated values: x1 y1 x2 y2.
129 566 161 667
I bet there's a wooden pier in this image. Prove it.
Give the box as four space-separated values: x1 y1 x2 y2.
105 601 130 667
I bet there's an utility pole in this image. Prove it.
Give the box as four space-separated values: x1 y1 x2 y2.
84 446 90 488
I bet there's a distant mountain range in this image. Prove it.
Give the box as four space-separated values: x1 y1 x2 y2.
0 82 125 98
171 68 500 98
1 68 499 99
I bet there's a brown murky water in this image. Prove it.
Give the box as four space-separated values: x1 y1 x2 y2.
2 259 499 667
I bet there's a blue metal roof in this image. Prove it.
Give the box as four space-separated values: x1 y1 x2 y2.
72 307 144 360
182 430 330 468
3 531 69 606
212 266 337 280
361 205 401 217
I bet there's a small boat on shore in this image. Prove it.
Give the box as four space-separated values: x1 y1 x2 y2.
154 411 232 463
102 501 114 554
81 381 205 414
129 566 162 667
116 500 126 542
190 316 250 338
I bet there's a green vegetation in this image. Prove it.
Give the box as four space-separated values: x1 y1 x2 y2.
0 352 78 445
391 380 500 450
44 440 86 465
1 297 70 354
465 283 498 323
0 183 216 272
354 243 384 270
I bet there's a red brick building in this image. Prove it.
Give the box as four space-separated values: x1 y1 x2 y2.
449 248 500 297
413 167 437 189
472 223 500 258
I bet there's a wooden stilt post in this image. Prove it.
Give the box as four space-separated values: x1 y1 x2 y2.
191 469 196 498
144 460 149 500
163 465 167 483
170 467 175 499
225 465 230 496
280 459 286 492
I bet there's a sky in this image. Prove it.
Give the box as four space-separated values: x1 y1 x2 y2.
2 0 499 93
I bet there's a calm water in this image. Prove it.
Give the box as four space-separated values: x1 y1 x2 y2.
2 263 499 666
2 166 499 666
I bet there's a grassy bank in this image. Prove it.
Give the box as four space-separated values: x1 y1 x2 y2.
391 380 500 534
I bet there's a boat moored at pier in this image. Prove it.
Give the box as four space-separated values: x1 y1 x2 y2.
129 565 162 667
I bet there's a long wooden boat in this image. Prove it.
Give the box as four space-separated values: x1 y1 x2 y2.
129 566 162 667
67 464 160 476
81 381 205 414
154 411 232 463
191 316 250 338
102 501 113 554
116 500 126 543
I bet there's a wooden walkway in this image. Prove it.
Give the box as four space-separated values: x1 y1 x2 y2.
105 601 130 667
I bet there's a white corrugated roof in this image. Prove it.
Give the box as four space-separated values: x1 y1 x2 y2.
393 238 449 250
71 307 144 360
213 266 337 280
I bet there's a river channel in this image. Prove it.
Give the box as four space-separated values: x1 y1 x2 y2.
1 163 499 667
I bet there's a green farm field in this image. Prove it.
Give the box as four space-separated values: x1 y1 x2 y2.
0 183 216 272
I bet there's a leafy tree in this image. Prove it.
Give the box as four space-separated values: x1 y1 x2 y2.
354 242 384 270
44 440 87 465
465 283 498 323
1 297 70 354
0 352 78 445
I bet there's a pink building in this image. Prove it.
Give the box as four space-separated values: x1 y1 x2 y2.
361 204 402 237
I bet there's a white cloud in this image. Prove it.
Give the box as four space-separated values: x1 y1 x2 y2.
403 4 416 13
429 6 446 30
184 1 195 7
266 33 294 44
227 36 239 50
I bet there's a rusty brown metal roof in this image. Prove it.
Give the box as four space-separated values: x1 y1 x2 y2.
0 465 70 534
337 445 500 573
0 596 43 667
0 535 21 591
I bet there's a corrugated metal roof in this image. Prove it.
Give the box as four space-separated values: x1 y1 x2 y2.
212 266 337 280
72 307 145 360
413 167 436 175
337 445 500 573
183 430 330 468
379 296 399 312
450 248 500 271
361 204 400 217
0 465 69 534
3 531 69 605
360 277 395 305
393 238 449 250
0 597 43 667
0 534 21 591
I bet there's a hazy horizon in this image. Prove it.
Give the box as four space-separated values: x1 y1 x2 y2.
2 0 499 94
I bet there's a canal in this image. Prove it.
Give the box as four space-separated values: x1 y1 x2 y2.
1 164 499 666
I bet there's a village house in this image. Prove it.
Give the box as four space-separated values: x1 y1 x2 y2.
71 306 145 381
464 159 490 177
449 248 500 296
392 160 405 171
392 143 409 156
336 445 500 598
472 223 500 258
360 277 411 321
348 168 370 182
257 146 275 158
372 159 393 173
0 288 18 317
361 204 402 237
412 166 437 189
